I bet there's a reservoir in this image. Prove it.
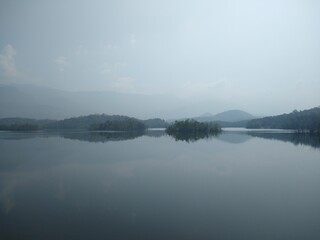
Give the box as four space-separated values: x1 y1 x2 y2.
0 129 319 239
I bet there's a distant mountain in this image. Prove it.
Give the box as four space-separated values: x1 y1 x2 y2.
0 84 235 119
0 85 90 119
199 112 214 118
194 110 256 122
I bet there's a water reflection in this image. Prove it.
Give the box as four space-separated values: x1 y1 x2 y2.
61 131 145 142
247 132 320 149
0 130 166 143
216 132 251 144
0 129 320 239
61 130 167 142
0 129 319 148
166 132 221 142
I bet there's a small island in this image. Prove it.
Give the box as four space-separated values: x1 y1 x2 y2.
165 119 221 142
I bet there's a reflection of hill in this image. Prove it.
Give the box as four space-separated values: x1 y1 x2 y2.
216 132 251 144
61 131 145 143
1 129 319 148
0 131 51 140
0 130 145 143
247 132 320 149
167 132 220 142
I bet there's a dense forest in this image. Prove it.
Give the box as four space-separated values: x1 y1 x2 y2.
165 119 221 142
166 119 221 134
246 107 320 133
90 118 146 131
1 107 319 133
0 114 167 131
143 118 167 128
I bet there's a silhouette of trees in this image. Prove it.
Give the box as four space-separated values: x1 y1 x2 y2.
165 119 221 142
89 118 146 131
247 107 320 134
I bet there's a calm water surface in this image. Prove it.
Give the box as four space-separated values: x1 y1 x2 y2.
0 129 319 240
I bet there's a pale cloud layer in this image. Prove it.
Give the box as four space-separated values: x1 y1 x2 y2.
0 0 319 115
54 56 68 72
0 44 18 77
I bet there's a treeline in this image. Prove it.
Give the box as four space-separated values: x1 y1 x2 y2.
165 119 221 142
45 114 129 129
0 114 167 131
166 119 221 134
90 118 146 131
246 107 320 133
143 118 168 128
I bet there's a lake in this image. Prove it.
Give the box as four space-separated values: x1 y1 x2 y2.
0 129 319 240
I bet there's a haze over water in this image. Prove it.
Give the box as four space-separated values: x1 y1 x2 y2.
1 1 320 239
0 130 319 239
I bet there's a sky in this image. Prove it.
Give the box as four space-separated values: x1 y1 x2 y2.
0 0 319 116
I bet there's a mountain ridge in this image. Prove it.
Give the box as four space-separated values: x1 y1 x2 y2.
194 110 256 122
0 84 235 119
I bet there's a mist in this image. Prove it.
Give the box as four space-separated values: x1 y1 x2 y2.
1 0 319 118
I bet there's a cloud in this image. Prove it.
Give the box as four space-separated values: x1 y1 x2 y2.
0 44 18 76
177 79 227 97
100 61 127 75
74 44 118 56
113 76 136 92
54 56 68 72
74 45 88 55
106 76 137 93
130 34 137 46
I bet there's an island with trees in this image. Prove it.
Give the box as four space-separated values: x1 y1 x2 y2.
165 119 222 142
0 106 319 135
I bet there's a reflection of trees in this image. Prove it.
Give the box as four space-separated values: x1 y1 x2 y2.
0 130 164 142
61 131 145 143
167 131 220 143
216 132 251 144
247 132 320 149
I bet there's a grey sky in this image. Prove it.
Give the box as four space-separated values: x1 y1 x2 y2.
0 0 319 116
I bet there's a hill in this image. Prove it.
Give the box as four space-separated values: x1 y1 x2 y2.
194 110 256 122
0 115 167 130
246 107 320 133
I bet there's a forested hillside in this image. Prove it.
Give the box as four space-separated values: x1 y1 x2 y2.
0 114 167 130
246 107 320 133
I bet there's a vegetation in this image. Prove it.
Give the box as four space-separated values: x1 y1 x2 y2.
246 107 320 134
89 118 146 131
166 119 221 142
143 118 168 128
44 114 129 129
165 119 221 142
166 119 221 134
44 114 167 129
0 115 167 131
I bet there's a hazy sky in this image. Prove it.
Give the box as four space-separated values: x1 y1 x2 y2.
0 0 319 115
